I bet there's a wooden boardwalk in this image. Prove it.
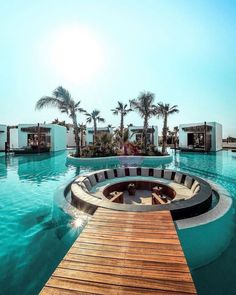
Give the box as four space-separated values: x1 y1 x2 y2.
40 208 197 294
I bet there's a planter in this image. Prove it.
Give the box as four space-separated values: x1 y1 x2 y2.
128 183 136 195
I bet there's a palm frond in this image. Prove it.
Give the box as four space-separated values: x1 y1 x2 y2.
53 86 71 102
97 117 105 123
118 101 123 109
111 109 119 115
35 96 63 110
74 101 81 108
86 117 92 123
92 109 100 117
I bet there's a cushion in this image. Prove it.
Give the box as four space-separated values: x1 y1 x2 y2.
153 169 162 178
191 180 200 192
96 171 105 182
163 170 172 180
88 174 97 186
106 169 115 179
129 168 137 176
141 168 149 177
174 173 183 184
117 168 125 177
184 176 193 189
82 178 92 191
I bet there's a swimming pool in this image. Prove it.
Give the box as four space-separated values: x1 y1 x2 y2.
0 150 235 294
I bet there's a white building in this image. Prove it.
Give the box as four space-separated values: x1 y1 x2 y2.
86 127 113 145
11 124 67 152
0 124 7 151
179 122 222 152
67 125 86 147
9 127 18 149
128 126 158 146
67 126 76 147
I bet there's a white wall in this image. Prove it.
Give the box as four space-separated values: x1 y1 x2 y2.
50 124 67 151
214 122 223 151
67 127 76 147
18 124 32 148
179 125 188 148
0 124 7 150
9 127 19 149
128 126 158 146
179 122 222 152
17 124 67 152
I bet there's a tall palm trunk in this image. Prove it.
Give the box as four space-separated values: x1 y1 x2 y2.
93 120 97 144
162 114 168 154
71 114 80 157
80 130 83 147
143 116 148 153
120 113 124 147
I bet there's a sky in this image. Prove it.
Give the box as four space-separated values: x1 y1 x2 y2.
1 0 236 137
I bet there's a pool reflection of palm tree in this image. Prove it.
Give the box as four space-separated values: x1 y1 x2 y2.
35 86 85 157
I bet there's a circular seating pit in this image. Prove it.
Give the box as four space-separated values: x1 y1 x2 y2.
71 167 213 220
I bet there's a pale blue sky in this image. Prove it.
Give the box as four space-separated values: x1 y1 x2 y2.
1 0 236 137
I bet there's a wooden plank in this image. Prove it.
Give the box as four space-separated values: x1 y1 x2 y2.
67 247 187 264
64 254 191 272
84 222 176 232
72 242 185 257
58 260 193 282
83 225 178 236
40 208 196 295
152 192 167 205
82 229 179 240
43 278 194 295
52 268 195 293
78 232 181 245
75 237 183 249
76 236 183 250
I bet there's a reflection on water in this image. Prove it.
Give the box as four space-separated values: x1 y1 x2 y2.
1 149 236 295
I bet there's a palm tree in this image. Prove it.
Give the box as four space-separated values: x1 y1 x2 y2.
130 91 156 153
111 102 132 145
84 109 105 143
78 123 86 147
156 103 179 155
51 118 70 130
35 86 85 157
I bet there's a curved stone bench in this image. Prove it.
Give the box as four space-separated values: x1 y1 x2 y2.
71 167 212 219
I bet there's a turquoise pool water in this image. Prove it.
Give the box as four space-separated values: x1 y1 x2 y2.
0 150 236 294
0 151 81 295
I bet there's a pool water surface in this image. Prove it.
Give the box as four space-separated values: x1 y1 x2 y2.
0 150 236 295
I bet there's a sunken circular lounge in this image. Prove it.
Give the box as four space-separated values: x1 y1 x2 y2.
71 167 212 220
